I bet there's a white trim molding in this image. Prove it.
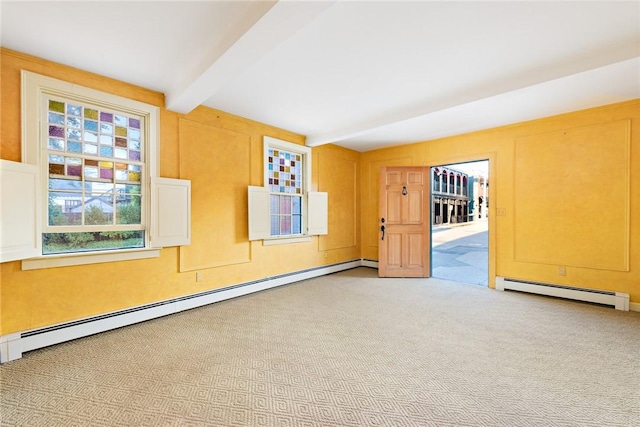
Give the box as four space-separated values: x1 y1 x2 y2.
496 276 630 311
1 259 361 363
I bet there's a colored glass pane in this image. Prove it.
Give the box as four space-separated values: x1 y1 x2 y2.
67 117 81 128
115 170 128 181
49 154 64 164
49 164 64 175
48 112 64 125
83 131 98 143
85 159 98 167
100 168 113 180
67 142 81 153
129 151 140 161
84 166 98 179
67 129 81 140
114 148 127 159
129 118 140 129
84 108 98 119
49 178 82 190
67 104 82 116
67 157 82 166
48 138 65 151
100 135 113 145
49 126 64 138
100 112 113 122
49 100 65 113
115 137 127 147
280 216 291 235
128 128 141 140
84 119 98 132
128 171 141 182
100 146 114 157
67 165 82 177
115 126 127 137
101 123 113 134
292 215 301 234
292 197 301 214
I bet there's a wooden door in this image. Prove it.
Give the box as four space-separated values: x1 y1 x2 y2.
378 166 431 277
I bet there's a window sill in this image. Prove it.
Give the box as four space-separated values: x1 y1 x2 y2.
262 236 312 246
21 248 161 270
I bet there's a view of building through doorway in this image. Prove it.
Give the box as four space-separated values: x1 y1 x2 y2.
431 160 489 286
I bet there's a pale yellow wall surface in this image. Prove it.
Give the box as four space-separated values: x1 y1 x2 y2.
314 144 361 262
0 49 361 335
1 47 637 336
360 100 640 303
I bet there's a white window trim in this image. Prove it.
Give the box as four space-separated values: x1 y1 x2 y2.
19 71 169 269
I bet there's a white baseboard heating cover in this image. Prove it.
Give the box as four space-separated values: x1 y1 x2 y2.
0 260 363 363
495 277 629 311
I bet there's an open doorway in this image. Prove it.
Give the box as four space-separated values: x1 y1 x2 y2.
431 160 489 286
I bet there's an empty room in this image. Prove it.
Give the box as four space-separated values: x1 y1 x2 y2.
1 1 639 426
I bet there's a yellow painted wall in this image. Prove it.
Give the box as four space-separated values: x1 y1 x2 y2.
361 100 640 303
0 49 361 335
1 47 638 337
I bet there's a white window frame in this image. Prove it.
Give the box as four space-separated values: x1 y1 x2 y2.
248 136 327 245
12 71 189 270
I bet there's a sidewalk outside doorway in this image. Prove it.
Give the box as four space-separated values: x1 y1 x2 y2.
432 219 488 286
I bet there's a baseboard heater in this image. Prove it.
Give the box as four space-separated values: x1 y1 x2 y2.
0 259 362 363
495 277 629 311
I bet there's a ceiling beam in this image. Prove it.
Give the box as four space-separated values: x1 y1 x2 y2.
166 0 336 114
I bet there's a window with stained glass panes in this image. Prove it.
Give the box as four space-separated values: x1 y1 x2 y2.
267 147 303 236
44 97 145 254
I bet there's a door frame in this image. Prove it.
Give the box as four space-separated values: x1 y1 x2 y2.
428 155 495 288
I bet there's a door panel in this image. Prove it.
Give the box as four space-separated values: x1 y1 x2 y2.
378 166 431 277
408 191 423 223
387 191 403 224
387 233 402 267
407 171 423 184
408 233 424 267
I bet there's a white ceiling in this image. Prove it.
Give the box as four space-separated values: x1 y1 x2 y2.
2 1 639 152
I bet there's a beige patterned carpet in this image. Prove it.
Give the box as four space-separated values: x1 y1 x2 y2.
2 267 639 426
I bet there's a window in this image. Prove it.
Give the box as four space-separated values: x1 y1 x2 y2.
248 136 327 243
43 97 146 254
266 143 305 237
0 71 190 268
